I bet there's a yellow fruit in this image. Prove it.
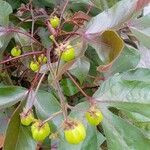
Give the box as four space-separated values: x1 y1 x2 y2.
50 16 60 28
11 47 21 57
29 61 40 72
31 120 51 141
38 54 47 64
85 107 103 126
64 119 86 144
61 45 75 62
20 111 34 126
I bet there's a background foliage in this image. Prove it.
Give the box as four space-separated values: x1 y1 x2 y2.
0 0 150 149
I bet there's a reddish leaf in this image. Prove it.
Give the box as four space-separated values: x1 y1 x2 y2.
69 11 90 26
136 0 150 11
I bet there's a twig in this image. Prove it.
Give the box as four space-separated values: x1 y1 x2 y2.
59 0 70 28
55 81 68 120
42 110 63 124
0 28 43 47
0 51 44 65
66 71 95 105
27 72 47 111
66 71 89 98
30 5 36 60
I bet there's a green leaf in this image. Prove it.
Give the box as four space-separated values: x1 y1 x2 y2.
0 86 27 109
37 27 52 49
58 102 105 150
69 0 90 4
0 108 15 134
86 0 137 34
94 71 150 104
5 0 22 10
129 13 150 49
101 108 150 150
60 78 79 96
0 27 13 50
3 103 36 150
34 90 62 127
0 0 12 26
93 68 150 149
104 45 140 75
137 45 150 68
14 28 31 47
121 68 150 82
130 27 150 49
85 46 103 76
69 57 90 84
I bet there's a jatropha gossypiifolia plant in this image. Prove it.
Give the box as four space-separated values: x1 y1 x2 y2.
0 0 150 149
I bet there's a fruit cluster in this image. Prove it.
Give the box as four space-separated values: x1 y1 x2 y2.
10 16 76 75
29 54 47 72
20 106 103 144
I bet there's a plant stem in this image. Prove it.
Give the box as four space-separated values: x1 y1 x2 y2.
0 28 43 47
30 5 36 60
46 48 68 121
59 0 70 28
55 81 68 120
0 51 44 65
42 110 62 124
66 71 89 98
66 71 95 104
26 72 47 111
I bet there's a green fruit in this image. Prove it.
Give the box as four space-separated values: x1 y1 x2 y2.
85 107 103 126
61 45 75 62
20 111 34 126
64 119 86 144
29 61 40 72
50 16 60 28
11 47 21 57
31 121 51 141
38 54 47 64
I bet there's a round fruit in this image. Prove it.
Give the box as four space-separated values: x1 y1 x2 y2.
61 45 75 62
11 47 21 57
20 111 34 126
64 119 86 144
85 107 103 126
29 61 40 72
50 16 60 28
31 120 51 141
38 54 47 64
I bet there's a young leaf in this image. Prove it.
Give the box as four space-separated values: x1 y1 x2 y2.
86 0 137 34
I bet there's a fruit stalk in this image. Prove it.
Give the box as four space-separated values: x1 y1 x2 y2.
42 110 63 125
66 71 94 104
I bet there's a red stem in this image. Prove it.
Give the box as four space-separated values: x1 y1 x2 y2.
0 51 44 65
